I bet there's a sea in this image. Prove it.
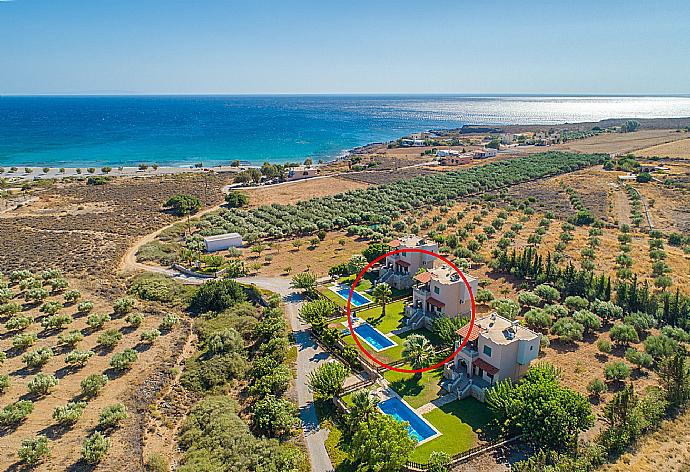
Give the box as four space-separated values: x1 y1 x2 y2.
2 95 690 167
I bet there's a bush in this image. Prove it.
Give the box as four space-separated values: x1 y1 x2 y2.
544 304 569 319
13 332 38 350
23 347 54 368
125 312 145 328
17 435 50 465
587 378 606 398
77 300 95 313
250 395 299 437
40 301 63 316
189 279 246 313
27 373 59 396
113 297 135 315
6 316 31 331
41 313 72 330
597 339 612 353
625 348 654 370
225 191 249 208
572 310 602 334
58 329 84 347
81 374 108 397
644 334 678 359
0 301 21 316
53 401 87 424
550 317 584 343
518 291 542 307
307 362 349 400
475 288 494 303
98 329 123 349
87 312 111 330
81 432 110 464
524 308 552 330
146 454 170 472
159 313 180 331
564 296 589 311
609 323 639 346
624 312 657 335
591 299 624 320
604 361 630 382
0 375 10 393
534 284 560 303
0 400 33 426
64 290 81 303
98 403 128 429
110 348 138 371
129 273 190 304
65 349 94 367
140 329 161 343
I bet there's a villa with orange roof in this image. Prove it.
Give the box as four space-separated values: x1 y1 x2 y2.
377 235 439 290
442 313 540 402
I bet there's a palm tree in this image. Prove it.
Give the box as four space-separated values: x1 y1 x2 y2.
402 334 434 377
372 283 392 317
347 389 379 432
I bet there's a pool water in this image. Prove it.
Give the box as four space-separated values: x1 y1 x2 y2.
353 323 395 351
335 287 371 307
378 397 438 443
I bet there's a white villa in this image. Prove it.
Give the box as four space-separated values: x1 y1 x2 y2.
443 313 540 402
203 233 243 252
287 166 319 182
404 266 477 329
377 235 439 290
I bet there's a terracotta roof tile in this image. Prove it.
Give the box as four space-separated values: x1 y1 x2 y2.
456 322 480 342
474 357 499 375
413 272 432 284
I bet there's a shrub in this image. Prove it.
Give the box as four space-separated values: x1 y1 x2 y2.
524 308 552 330
145 454 170 472
27 373 59 396
550 317 584 343
113 297 135 315
77 300 95 313
572 310 602 334
63 290 81 303
98 403 128 429
591 299 624 320
6 316 31 331
307 362 349 400
65 349 94 367
624 312 657 335
644 334 678 359
12 332 38 350
23 347 54 368
87 312 111 330
110 349 138 371
0 400 33 426
53 401 87 424
518 291 542 307
475 288 494 303
564 296 589 311
0 375 9 393
97 329 123 349
41 313 72 330
159 313 180 331
57 329 84 347
604 361 630 382
587 378 606 398
625 348 654 370
490 298 521 320
140 329 161 343
534 284 560 303
129 273 189 303
18 435 50 465
0 301 21 316
609 323 639 346
597 339 612 353
189 279 246 313
40 301 63 316
225 191 249 208
124 312 145 328
250 395 299 437
544 304 569 319
81 374 108 397
81 432 110 464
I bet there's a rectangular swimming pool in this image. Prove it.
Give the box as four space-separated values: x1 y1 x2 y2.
353 322 395 351
378 397 439 444
333 286 371 307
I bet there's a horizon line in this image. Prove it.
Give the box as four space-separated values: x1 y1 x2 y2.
2 92 690 98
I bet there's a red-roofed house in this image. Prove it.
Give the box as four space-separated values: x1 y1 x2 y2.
442 313 540 402
377 235 439 290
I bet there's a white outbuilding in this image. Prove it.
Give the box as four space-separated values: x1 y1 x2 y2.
203 233 243 252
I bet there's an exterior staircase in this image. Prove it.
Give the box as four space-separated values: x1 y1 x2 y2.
406 309 426 329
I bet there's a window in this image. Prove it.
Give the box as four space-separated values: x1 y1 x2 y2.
530 345 533 351
483 345 492 357
434 286 440 295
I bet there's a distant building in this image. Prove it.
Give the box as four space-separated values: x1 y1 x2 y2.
436 149 458 157
401 138 426 147
472 148 497 159
440 154 473 166
203 233 243 252
287 166 319 182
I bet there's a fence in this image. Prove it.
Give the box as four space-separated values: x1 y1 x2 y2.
405 435 522 471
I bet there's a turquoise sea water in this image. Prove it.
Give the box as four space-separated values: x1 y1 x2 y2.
2 95 690 167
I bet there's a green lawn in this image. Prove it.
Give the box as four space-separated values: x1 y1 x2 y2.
412 397 493 461
339 273 409 298
383 366 445 409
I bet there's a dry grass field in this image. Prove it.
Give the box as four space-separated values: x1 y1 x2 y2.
634 137 690 159
554 129 687 155
0 276 187 471
242 175 368 207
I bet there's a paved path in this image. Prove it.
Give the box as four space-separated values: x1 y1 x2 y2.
238 276 334 472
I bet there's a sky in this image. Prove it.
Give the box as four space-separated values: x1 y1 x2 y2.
1 0 689 95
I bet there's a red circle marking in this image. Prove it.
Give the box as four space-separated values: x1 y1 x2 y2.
346 248 476 374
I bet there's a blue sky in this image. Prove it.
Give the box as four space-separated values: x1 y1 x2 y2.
1 0 689 95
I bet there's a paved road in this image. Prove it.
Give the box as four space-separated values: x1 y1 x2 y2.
238 276 334 472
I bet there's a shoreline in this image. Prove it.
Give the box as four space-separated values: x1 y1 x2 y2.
3 116 689 181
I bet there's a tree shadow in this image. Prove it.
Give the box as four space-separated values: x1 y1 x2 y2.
39 422 73 440
133 342 152 353
548 339 579 353
390 377 424 398
594 353 609 363
55 364 81 379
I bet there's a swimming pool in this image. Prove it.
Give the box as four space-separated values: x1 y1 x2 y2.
332 285 371 307
378 397 440 444
353 322 396 351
